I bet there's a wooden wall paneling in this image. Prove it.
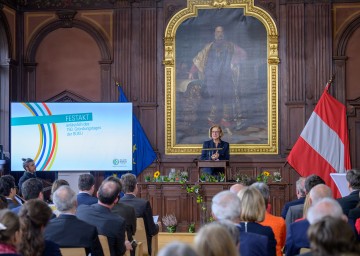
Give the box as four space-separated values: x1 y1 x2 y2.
269 182 288 216
113 9 132 99
347 99 360 168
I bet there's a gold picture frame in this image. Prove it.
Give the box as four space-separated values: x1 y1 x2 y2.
164 0 279 155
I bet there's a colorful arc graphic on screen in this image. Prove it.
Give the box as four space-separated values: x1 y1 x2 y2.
21 103 58 171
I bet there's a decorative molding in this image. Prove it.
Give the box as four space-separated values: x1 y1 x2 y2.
56 10 77 28
45 90 92 102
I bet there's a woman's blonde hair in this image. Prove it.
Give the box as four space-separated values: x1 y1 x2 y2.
194 222 239 256
208 125 223 138
238 187 265 222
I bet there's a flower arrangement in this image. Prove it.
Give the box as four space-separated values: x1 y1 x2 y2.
257 171 271 183
273 171 282 182
162 214 177 233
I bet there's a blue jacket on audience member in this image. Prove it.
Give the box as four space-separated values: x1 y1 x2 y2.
77 192 98 206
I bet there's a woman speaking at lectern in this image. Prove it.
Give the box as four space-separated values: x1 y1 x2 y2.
200 125 230 175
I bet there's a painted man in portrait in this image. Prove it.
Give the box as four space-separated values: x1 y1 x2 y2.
188 26 247 135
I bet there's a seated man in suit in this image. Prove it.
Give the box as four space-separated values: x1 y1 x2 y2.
285 174 325 227
106 176 137 244
337 169 360 216
285 184 332 256
281 177 306 219
211 190 268 256
120 173 160 256
0 175 20 209
77 179 131 256
12 178 44 214
77 173 98 206
44 185 104 256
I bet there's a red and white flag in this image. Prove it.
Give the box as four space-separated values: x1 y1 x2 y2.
287 84 351 198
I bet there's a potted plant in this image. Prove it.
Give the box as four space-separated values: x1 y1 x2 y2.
162 214 177 233
188 222 195 233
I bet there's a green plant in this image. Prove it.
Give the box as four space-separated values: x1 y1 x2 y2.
188 223 195 233
257 171 271 183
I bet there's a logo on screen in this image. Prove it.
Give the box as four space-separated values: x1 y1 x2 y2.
113 159 120 165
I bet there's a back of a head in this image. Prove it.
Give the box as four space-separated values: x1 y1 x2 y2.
346 169 360 190
238 187 265 222
305 175 325 193
78 174 95 191
0 175 15 197
105 176 123 191
19 199 52 228
229 183 246 194
307 198 344 224
157 241 198 256
0 209 20 243
18 199 52 256
98 180 120 205
195 222 239 256
250 182 270 206
53 185 77 212
307 216 360 255
121 173 137 193
216 220 240 246
212 190 241 221
51 179 69 195
22 178 43 200
296 177 306 197
309 184 333 205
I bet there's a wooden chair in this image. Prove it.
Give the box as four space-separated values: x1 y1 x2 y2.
99 235 111 256
134 218 158 256
60 247 86 256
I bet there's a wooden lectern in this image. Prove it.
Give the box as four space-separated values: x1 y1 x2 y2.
196 160 228 181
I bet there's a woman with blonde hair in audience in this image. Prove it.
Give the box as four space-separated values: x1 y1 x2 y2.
238 186 277 256
18 199 61 256
0 209 21 255
194 221 239 256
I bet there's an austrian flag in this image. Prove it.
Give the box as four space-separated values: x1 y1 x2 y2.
287 84 351 198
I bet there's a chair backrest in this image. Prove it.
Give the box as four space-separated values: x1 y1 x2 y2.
99 235 111 256
300 247 311 254
60 247 86 256
134 218 158 256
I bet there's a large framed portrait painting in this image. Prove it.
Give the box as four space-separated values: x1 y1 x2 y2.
164 0 279 155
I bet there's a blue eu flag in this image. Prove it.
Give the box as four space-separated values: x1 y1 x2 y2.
117 85 156 176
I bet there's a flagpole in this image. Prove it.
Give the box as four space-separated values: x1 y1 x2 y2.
325 74 335 90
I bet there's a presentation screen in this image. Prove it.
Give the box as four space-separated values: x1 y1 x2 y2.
10 102 132 171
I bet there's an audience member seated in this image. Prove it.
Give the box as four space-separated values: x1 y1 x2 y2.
77 173 98 206
106 176 137 247
305 216 360 256
281 177 306 219
284 186 335 256
252 182 286 256
286 175 325 227
238 187 277 256
229 183 247 194
217 220 240 251
0 175 20 209
18 199 61 256
44 185 104 256
76 179 131 256
50 179 69 203
211 190 268 256
18 158 37 197
120 173 160 256
0 209 21 255
337 169 360 216
157 241 198 256
12 178 44 215
194 222 239 256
